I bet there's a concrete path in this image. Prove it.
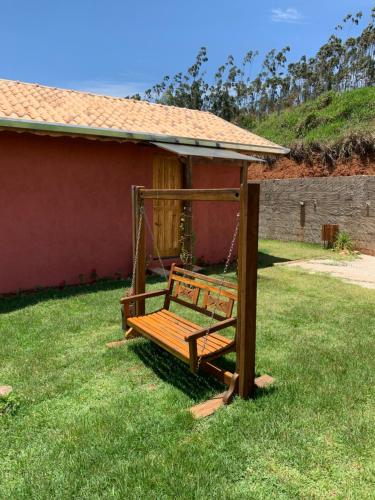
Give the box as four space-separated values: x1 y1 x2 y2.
284 254 375 289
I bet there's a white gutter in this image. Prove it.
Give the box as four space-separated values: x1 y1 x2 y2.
0 117 290 155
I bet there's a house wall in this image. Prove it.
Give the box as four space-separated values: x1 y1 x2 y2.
0 131 242 294
192 163 241 265
255 176 375 254
0 132 153 294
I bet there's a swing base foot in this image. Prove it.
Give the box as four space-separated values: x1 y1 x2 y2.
190 393 226 419
106 328 142 348
190 373 274 419
124 327 142 340
255 374 274 389
190 372 238 419
106 339 128 348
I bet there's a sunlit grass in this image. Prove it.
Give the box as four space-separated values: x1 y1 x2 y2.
1 240 374 498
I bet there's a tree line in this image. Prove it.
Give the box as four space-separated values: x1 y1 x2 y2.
136 8 374 127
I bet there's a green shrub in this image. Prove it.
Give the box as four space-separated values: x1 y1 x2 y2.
0 392 20 416
333 231 354 253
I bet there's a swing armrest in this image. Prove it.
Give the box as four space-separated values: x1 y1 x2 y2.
120 289 167 304
184 318 237 342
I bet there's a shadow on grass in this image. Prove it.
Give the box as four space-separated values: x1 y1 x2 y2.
0 274 170 314
130 341 222 402
129 340 276 403
200 251 290 277
0 278 127 314
0 251 286 314
258 251 290 269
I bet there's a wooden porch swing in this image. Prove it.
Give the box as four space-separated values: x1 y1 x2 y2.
115 169 273 413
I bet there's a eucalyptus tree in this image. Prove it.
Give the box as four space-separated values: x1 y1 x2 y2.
141 8 374 123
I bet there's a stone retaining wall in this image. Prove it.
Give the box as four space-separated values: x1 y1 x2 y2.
255 176 375 254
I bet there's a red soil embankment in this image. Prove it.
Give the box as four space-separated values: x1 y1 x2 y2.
249 155 375 180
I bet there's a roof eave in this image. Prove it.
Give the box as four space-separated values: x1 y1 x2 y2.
0 116 290 155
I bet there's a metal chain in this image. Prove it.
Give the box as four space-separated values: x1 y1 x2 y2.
180 204 194 268
129 204 144 296
197 212 240 368
143 209 168 283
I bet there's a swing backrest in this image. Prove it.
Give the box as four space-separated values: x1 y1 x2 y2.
167 265 238 320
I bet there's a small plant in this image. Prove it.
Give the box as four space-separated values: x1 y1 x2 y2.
333 231 354 253
89 269 98 283
58 280 66 290
0 392 20 416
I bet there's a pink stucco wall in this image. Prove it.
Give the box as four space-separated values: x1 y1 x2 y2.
192 163 240 265
0 131 241 294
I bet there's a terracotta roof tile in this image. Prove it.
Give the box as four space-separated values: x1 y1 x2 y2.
0 79 286 153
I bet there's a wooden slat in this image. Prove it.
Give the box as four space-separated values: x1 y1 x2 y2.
141 188 240 202
160 309 231 344
144 313 228 354
159 311 235 350
198 340 236 361
184 317 237 341
197 335 232 354
120 289 167 304
198 336 230 352
131 313 189 346
170 275 237 300
148 317 193 343
140 317 189 353
157 311 198 333
161 309 203 329
173 282 200 304
128 317 188 362
173 266 238 290
128 309 233 359
147 312 193 338
202 290 234 318
170 296 228 321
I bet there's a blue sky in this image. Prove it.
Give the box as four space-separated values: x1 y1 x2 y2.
1 0 372 97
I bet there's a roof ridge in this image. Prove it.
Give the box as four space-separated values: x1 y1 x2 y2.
0 77 287 153
0 77 213 115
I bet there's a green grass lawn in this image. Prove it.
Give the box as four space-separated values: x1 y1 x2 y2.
1 241 374 498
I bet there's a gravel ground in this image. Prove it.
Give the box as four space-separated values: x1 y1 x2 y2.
284 254 375 289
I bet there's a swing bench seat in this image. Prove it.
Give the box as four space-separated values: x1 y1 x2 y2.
128 309 236 368
120 265 238 373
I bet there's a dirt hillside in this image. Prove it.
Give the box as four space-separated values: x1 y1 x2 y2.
248 155 375 180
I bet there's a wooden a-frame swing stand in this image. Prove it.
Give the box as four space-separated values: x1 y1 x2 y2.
112 170 274 417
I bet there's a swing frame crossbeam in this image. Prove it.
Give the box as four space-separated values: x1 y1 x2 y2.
139 188 240 201
123 172 268 402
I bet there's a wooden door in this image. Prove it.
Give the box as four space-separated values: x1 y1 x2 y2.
153 156 182 257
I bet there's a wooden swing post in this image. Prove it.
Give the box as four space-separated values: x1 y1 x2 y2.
237 166 259 398
131 185 146 316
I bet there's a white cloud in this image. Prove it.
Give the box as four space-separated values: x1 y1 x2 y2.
271 8 304 24
70 80 150 97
